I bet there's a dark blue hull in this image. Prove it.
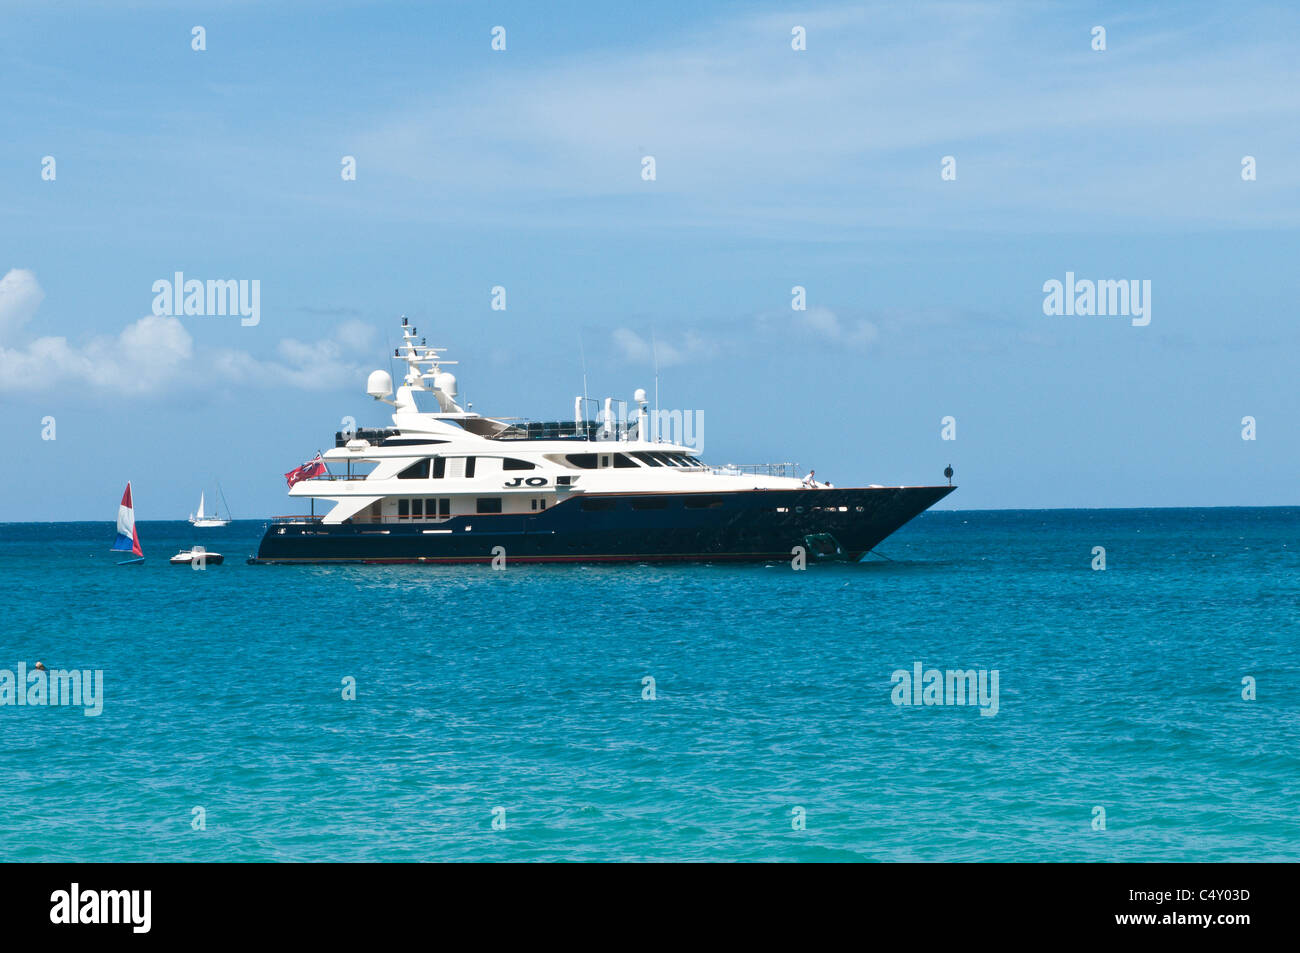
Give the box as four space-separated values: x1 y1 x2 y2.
251 486 955 564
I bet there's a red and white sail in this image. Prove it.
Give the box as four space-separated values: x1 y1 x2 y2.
110 482 143 557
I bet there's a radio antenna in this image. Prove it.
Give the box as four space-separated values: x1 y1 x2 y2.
579 333 589 406
652 329 660 419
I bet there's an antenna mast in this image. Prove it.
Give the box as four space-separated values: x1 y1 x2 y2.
652 330 660 420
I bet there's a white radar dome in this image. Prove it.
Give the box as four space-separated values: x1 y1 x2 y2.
367 369 393 399
434 372 457 398
633 388 647 404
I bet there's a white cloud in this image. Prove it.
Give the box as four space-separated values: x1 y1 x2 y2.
347 3 1300 232
612 327 715 367
0 312 193 395
0 269 194 395
211 319 376 391
798 307 879 349
0 269 375 396
0 268 45 342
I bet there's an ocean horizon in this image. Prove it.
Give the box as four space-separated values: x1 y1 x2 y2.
2 506 1295 862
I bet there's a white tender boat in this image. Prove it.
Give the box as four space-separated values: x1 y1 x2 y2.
170 547 224 566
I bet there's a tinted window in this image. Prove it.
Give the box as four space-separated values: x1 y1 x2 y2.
398 499 410 517
398 458 430 479
433 457 446 479
613 454 638 468
684 496 723 509
632 452 662 467
502 458 535 470
411 498 423 517
565 454 599 469
465 457 476 478
580 498 616 511
476 497 502 514
631 498 667 510
438 498 450 517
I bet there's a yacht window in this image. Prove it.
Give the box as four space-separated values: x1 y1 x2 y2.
651 452 677 466
398 499 410 518
565 454 599 469
476 497 502 514
613 454 638 468
556 475 572 486
411 498 424 518
580 498 616 512
685 496 723 509
599 455 611 468
632 498 667 510
399 458 431 479
438 498 450 517
433 457 446 479
502 458 535 471
632 452 662 467
465 457 476 478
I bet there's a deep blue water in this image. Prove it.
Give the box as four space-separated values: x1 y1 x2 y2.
1 508 1296 862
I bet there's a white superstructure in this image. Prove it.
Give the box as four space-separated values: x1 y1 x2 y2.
290 318 807 526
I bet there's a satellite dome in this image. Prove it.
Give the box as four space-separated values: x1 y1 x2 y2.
434 371 457 398
366 369 393 399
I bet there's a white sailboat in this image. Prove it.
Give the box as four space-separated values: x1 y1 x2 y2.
189 484 232 527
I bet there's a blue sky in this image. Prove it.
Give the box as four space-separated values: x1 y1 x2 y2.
3 0 1298 520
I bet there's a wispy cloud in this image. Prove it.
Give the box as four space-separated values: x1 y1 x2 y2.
0 269 375 396
211 320 377 390
611 327 716 367
797 306 879 349
2 269 191 394
0 268 45 341
346 2 1300 231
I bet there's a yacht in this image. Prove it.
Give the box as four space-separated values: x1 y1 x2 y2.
251 318 955 564
189 485 232 527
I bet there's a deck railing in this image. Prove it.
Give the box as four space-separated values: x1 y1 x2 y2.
708 463 800 478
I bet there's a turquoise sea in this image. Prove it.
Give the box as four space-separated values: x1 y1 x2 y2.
1 508 1296 862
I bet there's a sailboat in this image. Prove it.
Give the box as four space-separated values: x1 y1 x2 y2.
111 481 145 565
189 483 232 527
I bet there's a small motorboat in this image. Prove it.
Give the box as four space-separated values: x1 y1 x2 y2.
169 547 224 566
